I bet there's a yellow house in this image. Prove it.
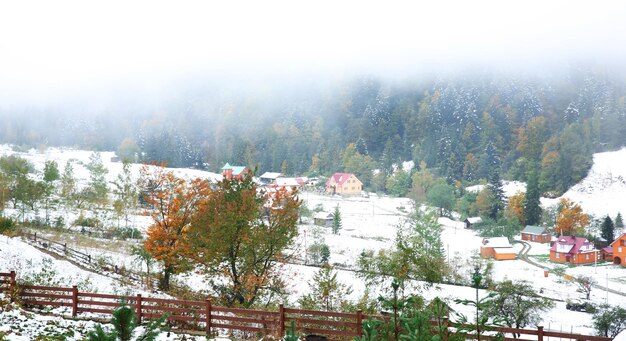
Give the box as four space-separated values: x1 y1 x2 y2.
325 173 362 195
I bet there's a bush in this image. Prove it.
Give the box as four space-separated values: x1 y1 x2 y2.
0 216 16 234
73 215 101 228
109 227 142 240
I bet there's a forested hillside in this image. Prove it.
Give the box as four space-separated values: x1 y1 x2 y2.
2 67 625 195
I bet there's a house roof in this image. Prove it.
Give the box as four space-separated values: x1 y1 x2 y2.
314 212 333 220
222 163 247 176
494 247 516 255
482 237 512 248
260 172 283 180
326 173 359 186
466 217 483 224
610 233 626 247
522 225 549 235
601 246 613 254
551 235 595 254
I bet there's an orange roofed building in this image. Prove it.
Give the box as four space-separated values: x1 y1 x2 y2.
222 163 249 180
480 237 517 260
611 233 626 266
550 235 598 265
325 173 362 195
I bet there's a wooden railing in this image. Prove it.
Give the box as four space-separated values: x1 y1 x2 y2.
0 271 613 340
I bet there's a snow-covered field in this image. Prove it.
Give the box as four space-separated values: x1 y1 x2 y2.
2 145 626 338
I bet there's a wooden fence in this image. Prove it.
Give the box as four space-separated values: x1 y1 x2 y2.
0 271 613 340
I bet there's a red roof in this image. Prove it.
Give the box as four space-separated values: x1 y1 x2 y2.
550 235 595 255
601 246 613 254
326 173 356 186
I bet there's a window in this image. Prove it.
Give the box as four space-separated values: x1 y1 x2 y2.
586 254 590 260
619 247 623 253
555 253 560 259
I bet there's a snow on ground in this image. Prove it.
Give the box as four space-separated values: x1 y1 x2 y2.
3 145 626 336
544 147 626 218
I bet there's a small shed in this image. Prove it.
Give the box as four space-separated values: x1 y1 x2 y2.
600 246 613 261
464 217 483 229
259 172 283 185
480 237 516 260
521 225 551 243
313 212 333 227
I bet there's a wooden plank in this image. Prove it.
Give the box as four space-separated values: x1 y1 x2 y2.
21 285 74 292
141 297 205 306
496 326 539 335
79 292 129 300
20 292 72 300
22 299 72 307
0 272 12 276
77 299 128 308
296 325 357 337
284 307 355 319
543 331 611 341
143 313 199 322
212 322 267 333
212 306 278 317
141 305 205 315
212 314 279 326
292 317 358 329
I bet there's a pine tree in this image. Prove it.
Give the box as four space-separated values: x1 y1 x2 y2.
332 205 342 234
615 212 624 232
487 165 505 220
601 215 615 244
524 166 542 226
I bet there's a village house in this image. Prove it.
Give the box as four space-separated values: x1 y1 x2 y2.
550 235 598 265
259 172 283 185
600 246 614 262
521 225 552 243
222 163 248 180
610 233 626 266
464 217 483 229
313 212 333 227
325 173 362 195
480 237 517 260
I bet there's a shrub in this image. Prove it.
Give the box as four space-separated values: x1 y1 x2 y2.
0 217 17 235
73 215 101 228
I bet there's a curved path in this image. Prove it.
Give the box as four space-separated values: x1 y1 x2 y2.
513 240 626 298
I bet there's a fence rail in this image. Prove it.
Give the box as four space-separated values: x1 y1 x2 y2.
0 271 613 341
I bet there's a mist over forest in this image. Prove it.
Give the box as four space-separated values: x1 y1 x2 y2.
1 64 625 196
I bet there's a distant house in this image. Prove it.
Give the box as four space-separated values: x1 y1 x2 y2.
464 217 483 229
601 246 614 262
222 163 248 180
550 235 598 265
313 212 333 227
275 177 302 188
480 237 517 260
110 156 121 163
325 173 362 195
259 172 283 185
610 233 626 266
521 225 551 243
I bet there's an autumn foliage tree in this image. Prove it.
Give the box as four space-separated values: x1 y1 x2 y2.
555 198 589 236
187 174 301 307
141 165 211 290
506 191 526 226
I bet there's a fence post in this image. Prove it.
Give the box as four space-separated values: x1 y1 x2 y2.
356 309 363 337
537 326 544 341
64 243 67 254
279 304 285 337
136 294 142 324
72 285 78 317
9 271 16 303
205 299 212 335
88 255 91 263
34 233 37 242
442 317 449 341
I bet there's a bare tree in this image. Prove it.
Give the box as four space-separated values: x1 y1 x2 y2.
576 275 596 300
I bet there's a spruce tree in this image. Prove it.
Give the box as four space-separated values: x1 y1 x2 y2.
332 205 342 234
524 166 542 226
615 212 624 232
601 215 615 244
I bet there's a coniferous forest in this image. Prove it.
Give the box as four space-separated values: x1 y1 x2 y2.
2 66 625 195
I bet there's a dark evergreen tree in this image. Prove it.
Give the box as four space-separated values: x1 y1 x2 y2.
615 213 624 231
601 215 615 244
332 205 342 234
524 166 542 226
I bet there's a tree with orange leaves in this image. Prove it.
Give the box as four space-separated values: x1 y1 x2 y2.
141 164 211 290
506 191 526 226
555 198 589 236
186 174 301 307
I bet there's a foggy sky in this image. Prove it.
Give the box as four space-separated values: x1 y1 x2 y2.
1 0 625 105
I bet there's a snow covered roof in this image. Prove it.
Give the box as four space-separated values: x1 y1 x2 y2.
493 247 516 254
314 212 333 220
551 236 595 254
260 172 283 180
466 217 482 224
222 163 247 176
482 237 511 248
522 225 549 235
326 172 360 186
